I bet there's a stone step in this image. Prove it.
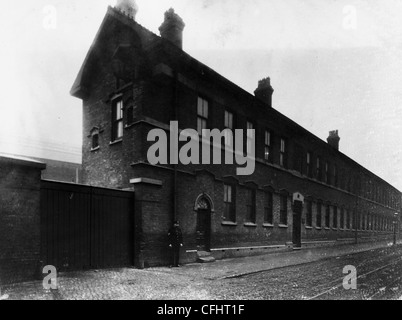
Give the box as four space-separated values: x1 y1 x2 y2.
197 256 216 263
196 251 216 263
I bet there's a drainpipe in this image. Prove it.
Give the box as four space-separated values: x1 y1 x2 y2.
354 174 359 245
172 71 179 223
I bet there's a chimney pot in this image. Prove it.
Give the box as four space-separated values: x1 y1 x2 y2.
159 8 185 49
116 0 138 20
254 77 274 107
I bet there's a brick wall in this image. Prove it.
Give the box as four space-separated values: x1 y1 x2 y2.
0 155 45 285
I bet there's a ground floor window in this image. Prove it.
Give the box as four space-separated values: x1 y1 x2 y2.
223 184 236 222
325 205 330 228
333 206 338 228
316 202 322 227
340 208 344 229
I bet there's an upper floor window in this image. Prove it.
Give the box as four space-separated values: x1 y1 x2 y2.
316 157 322 181
306 152 312 177
197 97 209 136
246 122 254 155
246 188 256 224
264 131 272 163
280 138 287 168
325 162 330 184
333 165 338 187
224 110 234 147
112 99 124 141
223 184 236 223
264 190 273 225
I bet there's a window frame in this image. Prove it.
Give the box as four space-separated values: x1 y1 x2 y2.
333 206 338 229
340 207 345 229
224 110 234 148
264 130 272 163
246 121 255 155
279 138 287 168
306 152 312 177
111 98 124 142
197 96 209 136
316 156 322 181
245 188 257 224
316 202 322 228
325 204 330 228
223 183 236 223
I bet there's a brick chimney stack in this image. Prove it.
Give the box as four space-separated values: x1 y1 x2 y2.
159 8 185 49
116 0 138 20
254 77 274 107
327 130 341 150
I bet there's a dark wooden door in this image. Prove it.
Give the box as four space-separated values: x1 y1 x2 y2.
293 200 303 248
196 209 211 251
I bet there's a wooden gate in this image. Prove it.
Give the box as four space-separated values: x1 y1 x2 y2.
40 180 134 271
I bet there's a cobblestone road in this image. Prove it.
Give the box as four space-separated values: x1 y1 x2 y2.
2 240 401 300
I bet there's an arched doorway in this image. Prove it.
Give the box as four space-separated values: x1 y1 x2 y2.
194 195 213 252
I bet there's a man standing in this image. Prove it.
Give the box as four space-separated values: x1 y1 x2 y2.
168 221 183 267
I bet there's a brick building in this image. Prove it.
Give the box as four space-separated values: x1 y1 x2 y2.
71 1 401 267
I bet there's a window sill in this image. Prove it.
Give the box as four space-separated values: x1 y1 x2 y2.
263 223 274 228
332 228 338 231
91 146 100 152
315 227 322 230
244 223 257 228
110 139 123 146
278 224 288 228
222 221 237 227
324 227 330 230
305 226 313 229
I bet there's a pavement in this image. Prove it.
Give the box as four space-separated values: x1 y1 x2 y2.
1 239 401 300
149 239 402 280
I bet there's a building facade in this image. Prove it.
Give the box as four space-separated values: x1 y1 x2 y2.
71 2 402 267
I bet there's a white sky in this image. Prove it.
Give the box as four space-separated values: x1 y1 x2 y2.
0 0 401 191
